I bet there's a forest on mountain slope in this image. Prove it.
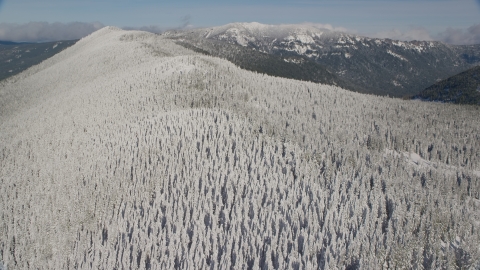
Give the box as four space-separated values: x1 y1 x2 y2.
0 27 479 269
169 24 480 98
415 65 480 105
172 38 363 93
0 40 77 81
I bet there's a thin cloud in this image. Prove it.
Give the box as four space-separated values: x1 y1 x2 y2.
369 26 434 42
122 25 166 33
0 22 104 42
123 16 193 34
298 22 349 33
3 21 480 46
367 24 480 45
436 24 480 45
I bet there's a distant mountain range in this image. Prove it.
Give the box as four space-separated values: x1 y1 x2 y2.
166 22 480 97
0 41 34 45
2 23 480 101
415 65 480 105
0 40 77 81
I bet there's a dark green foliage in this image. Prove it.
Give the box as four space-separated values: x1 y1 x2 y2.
174 42 211 56
0 41 33 45
0 40 77 81
270 39 480 97
167 26 480 97
459 45 480 64
173 38 362 93
416 66 480 105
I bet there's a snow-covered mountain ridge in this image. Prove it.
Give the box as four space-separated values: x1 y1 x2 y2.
1 27 479 269
167 22 480 97
197 22 436 53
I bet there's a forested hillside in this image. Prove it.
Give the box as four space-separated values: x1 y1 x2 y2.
416 65 480 105
167 23 480 97
1 27 479 269
0 40 77 81
172 38 360 92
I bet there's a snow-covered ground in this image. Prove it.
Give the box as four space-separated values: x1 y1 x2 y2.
1 27 479 269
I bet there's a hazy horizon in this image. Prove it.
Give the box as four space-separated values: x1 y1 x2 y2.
0 0 479 44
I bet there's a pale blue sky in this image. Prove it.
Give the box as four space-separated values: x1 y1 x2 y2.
0 0 479 43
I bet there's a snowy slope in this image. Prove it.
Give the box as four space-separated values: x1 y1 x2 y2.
1 27 480 269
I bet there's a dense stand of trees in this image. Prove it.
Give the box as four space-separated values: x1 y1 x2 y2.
1 27 479 269
416 65 480 105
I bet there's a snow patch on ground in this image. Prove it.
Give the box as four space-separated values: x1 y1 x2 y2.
295 34 315 44
385 149 479 178
412 45 425 53
312 32 323 38
392 80 402 87
408 152 423 165
305 51 319 58
392 40 406 48
294 44 307 54
284 58 304 64
387 50 408 61
384 149 436 169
